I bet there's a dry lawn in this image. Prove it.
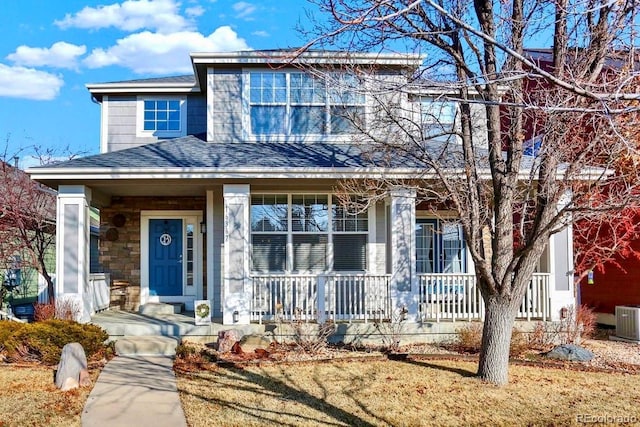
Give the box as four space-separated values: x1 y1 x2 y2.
0 365 98 427
177 358 640 427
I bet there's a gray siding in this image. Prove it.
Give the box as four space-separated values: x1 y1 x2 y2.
105 94 206 153
106 96 150 152
209 68 244 143
187 95 207 135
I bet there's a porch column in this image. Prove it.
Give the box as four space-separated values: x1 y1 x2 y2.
56 185 92 323
548 224 576 321
389 188 418 321
222 184 251 325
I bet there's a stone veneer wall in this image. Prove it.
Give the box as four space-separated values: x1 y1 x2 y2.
99 196 206 310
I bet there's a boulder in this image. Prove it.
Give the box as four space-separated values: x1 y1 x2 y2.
217 329 244 353
239 334 271 353
55 342 90 391
545 344 594 362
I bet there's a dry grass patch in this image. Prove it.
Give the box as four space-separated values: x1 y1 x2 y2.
177 358 640 427
0 364 98 426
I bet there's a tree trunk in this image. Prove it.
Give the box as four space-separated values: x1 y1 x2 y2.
477 296 518 385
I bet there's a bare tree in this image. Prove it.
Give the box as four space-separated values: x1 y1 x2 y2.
0 146 58 304
297 0 640 384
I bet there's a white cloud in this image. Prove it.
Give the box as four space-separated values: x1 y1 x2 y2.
233 2 256 20
251 30 269 37
0 64 63 100
55 0 192 34
6 42 86 70
83 26 250 74
185 5 205 17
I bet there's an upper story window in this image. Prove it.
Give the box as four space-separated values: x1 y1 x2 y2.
247 71 365 137
421 99 457 138
136 96 187 138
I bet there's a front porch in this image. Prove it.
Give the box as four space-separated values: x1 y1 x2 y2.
46 181 575 326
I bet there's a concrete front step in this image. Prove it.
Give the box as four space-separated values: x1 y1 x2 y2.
139 302 184 316
114 336 181 356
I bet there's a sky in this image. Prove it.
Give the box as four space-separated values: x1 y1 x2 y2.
0 0 315 166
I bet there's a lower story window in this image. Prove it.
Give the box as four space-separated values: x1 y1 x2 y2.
293 234 328 271
252 234 287 272
251 194 368 273
333 234 367 271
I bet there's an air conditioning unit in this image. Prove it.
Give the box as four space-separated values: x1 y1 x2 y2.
615 305 640 341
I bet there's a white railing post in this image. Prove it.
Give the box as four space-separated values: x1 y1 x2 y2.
317 275 326 323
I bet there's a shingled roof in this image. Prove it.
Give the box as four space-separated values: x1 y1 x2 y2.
32 135 467 171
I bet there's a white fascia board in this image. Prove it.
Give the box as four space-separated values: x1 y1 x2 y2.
29 166 604 182
190 51 424 68
86 82 199 95
29 167 449 181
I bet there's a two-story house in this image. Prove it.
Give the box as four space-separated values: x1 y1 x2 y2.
28 50 575 326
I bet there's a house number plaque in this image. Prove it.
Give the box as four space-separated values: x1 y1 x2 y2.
159 233 172 246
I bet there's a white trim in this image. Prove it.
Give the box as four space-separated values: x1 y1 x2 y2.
140 210 203 308
87 83 198 94
28 167 458 181
100 95 109 154
30 166 604 182
206 190 215 304
135 96 187 139
368 202 377 274
206 67 215 142
190 51 424 67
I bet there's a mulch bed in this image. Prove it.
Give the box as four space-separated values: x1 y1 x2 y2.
174 340 640 375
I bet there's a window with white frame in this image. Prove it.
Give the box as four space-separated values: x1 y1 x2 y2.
247 71 365 136
250 194 288 272
137 97 187 138
292 194 329 271
332 199 368 271
250 194 368 273
416 219 466 273
421 98 457 138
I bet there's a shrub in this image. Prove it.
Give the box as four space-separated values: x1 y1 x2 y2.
291 320 336 353
451 322 530 357
452 323 483 354
55 297 81 321
531 305 599 346
0 321 26 361
1 319 109 365
33 302 56 322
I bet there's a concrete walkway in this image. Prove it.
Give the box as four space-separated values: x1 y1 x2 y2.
82 356 187 427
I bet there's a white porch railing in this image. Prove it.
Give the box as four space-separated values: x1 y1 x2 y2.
325 274 391 322
250 272 551 323
418 273 481 322
250 274 391 324
418 273 551 322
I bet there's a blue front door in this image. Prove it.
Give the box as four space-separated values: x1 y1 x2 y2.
149 219 183 296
